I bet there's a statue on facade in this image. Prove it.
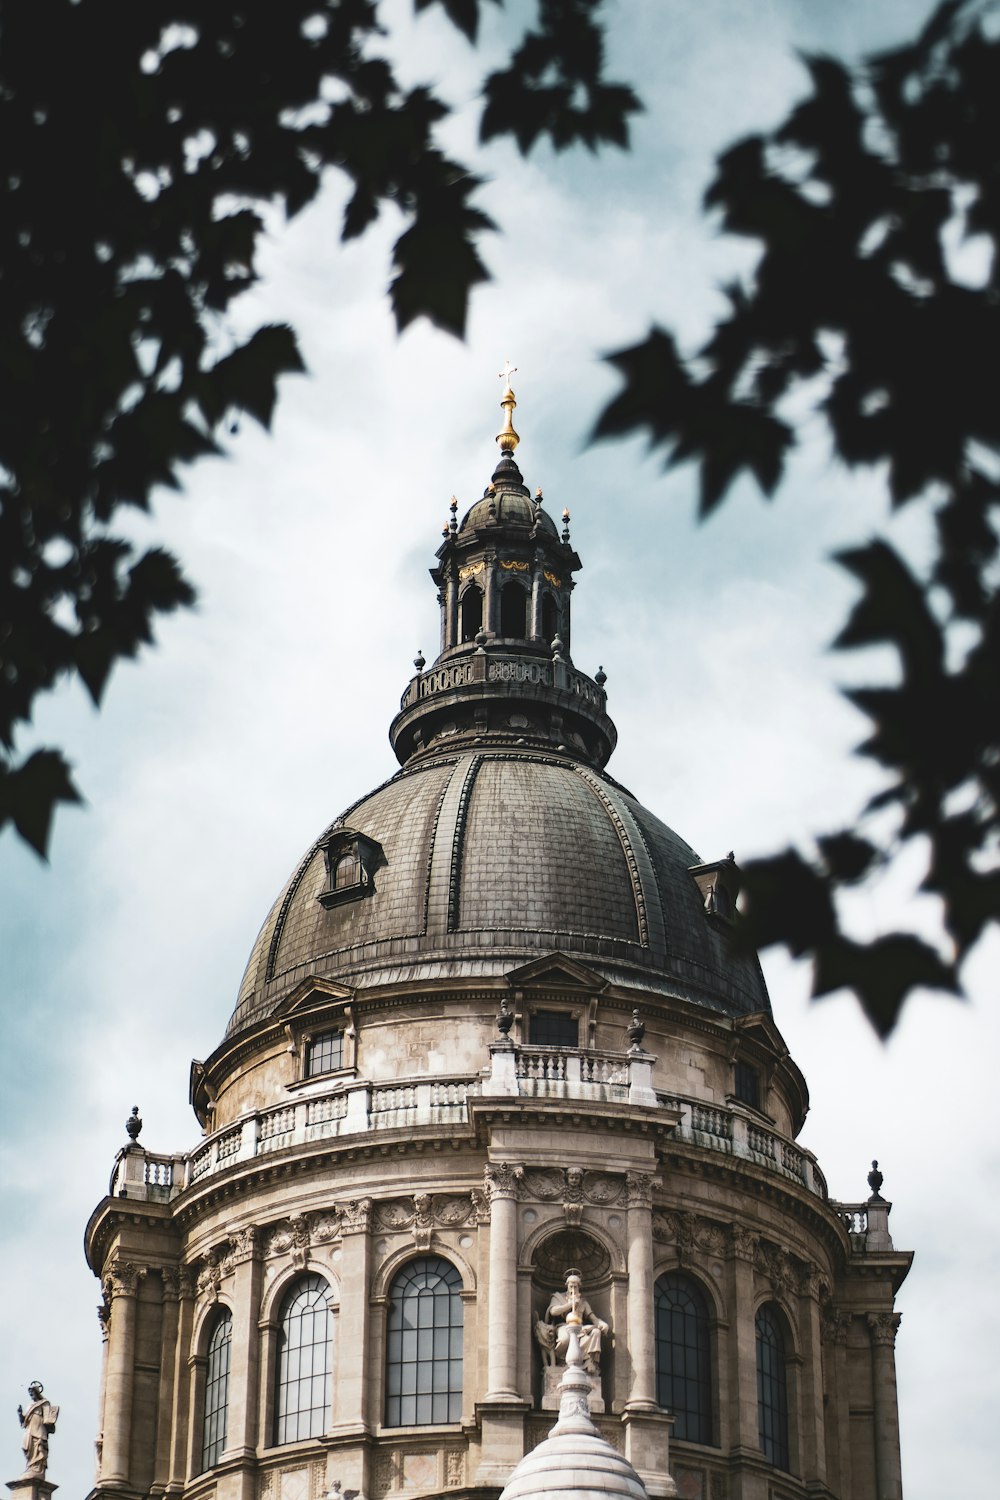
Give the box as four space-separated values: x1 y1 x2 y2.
17 1382 59 1479
534 1270 610 1376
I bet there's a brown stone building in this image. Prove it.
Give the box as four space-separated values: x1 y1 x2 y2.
84 380 910 1500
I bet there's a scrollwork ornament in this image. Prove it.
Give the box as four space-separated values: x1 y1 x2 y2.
375 1199 415 1231
822 1306 851 1346
485 1161 523 1201
729 1224 758 1262
624 1171 653 1209
160 1266 182 1300
469 1187 490 1224
105 1259 144 1299
341 1197 372 1233
228 1226 258 1265
651 1211 674 1244
867 1311 902 1347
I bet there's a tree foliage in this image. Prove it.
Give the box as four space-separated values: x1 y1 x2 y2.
0 0 639 856
596 0 1000 1033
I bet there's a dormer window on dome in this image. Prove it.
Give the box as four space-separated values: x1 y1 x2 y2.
317 830 384 908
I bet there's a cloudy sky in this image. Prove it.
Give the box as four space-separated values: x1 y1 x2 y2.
3 2 998 1495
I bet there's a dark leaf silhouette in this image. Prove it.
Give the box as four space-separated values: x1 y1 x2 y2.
598 0 1000 1032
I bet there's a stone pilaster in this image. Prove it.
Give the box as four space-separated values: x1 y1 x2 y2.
725 1227 759 1455
332 1195 372 1483
151 1268 181 1495
868 1312 903 1500
796 1265 826 1487
222 1229 263 1485
822 1305 851 1500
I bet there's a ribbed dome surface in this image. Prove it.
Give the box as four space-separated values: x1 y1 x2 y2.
227 747 770 1040
459 490 557 534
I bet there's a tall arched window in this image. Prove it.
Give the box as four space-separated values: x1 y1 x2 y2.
756 1304 790 1470
460 586 483 643
385 1257 463 1427
500 581 528 638
201 1309 232 1471
274 1274 332 1445
654 1273 712 1444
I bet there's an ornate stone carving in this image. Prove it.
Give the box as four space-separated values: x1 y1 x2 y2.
18 1380 59 1480
375 1200 415 1231
97 1296 111 1342
485 1162 522 1200
624 1171 653 1209
196 1256 223 1302
341 1198 372 1234
413 1192 434 1251
586 1172 626 1205
229 1227 259 1265
651 1211 673 1243
674 1211 696 1265
468 1187 490 1224
521 1169 564 1201
445 1450 464 1488
104 1259 145 1299
729 1224 758 1262
823 1306 851 1346
564 1167 584 1203
160 1266 182 1300
311 1212 342 1243
435 1195 476 1226
374 1451 394 1496
867 1311 902 1346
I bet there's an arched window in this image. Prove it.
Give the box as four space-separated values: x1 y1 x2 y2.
385 1257 463 1427
334 852 357 888
500 581 528 638
460 587 483 643
756 1304 790 1470
201 1309 232 1471
274 1274 331 1445
541 592 558 645
654 1274 712 1444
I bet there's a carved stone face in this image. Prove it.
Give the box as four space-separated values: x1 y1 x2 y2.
28 1383 43 1399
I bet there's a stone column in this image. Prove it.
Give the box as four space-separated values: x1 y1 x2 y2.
484 1162 522 1401
223 1229 263 1472
868 1313 903 1500
822 1306 852 1500
168 1269 195 1492
94 1295 111 1483
151 1269 181 1494
530 560 543 638
100 1260 144 1485
476 1163 528 1486
622 1173 676 1500
483 554 497 637
624 1172 657 1410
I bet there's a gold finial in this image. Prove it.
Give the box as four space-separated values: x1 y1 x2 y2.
496 359 520 454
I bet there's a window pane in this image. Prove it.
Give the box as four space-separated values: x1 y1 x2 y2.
306 1030 344 1077
756 1305 789 1470
201 1310 232 1471
529 1010 579 1047
274 1275 331 1445
655 1274 712 1445
385 1258 463 1427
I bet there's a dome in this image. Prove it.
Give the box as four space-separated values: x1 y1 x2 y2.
497 1340 649 1500
228 748 769 1039
225 375 770 1043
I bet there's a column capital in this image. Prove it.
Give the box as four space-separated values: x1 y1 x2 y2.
228 1225 260 1266
822 1305 851 1346
624 1171 654 1209
728 1224 758 1263
103 1258 146 1299
485 1161 523 1201
867 1311 902 1347
340 1197 372 1234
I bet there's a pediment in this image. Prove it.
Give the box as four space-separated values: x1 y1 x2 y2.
274 976 355 1018
734 1011 788 1057
504 952 607 993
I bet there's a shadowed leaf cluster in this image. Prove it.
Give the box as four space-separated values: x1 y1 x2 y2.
0 0 638 856
597 0 1000 1033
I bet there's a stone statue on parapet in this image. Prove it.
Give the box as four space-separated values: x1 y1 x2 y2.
534 1269 610 1376
17 1381 58 1480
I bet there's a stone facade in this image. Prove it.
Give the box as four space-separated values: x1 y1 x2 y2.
84 384 909 1500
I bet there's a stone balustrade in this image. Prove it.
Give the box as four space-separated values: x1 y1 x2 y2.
399 651 607 712
108 1050 870 1231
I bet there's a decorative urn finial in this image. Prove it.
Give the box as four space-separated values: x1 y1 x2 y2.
627 1008 645 1052
496 997 514 1038
867 1159 885 1201
496 360 520 454
125 1105 142 1143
